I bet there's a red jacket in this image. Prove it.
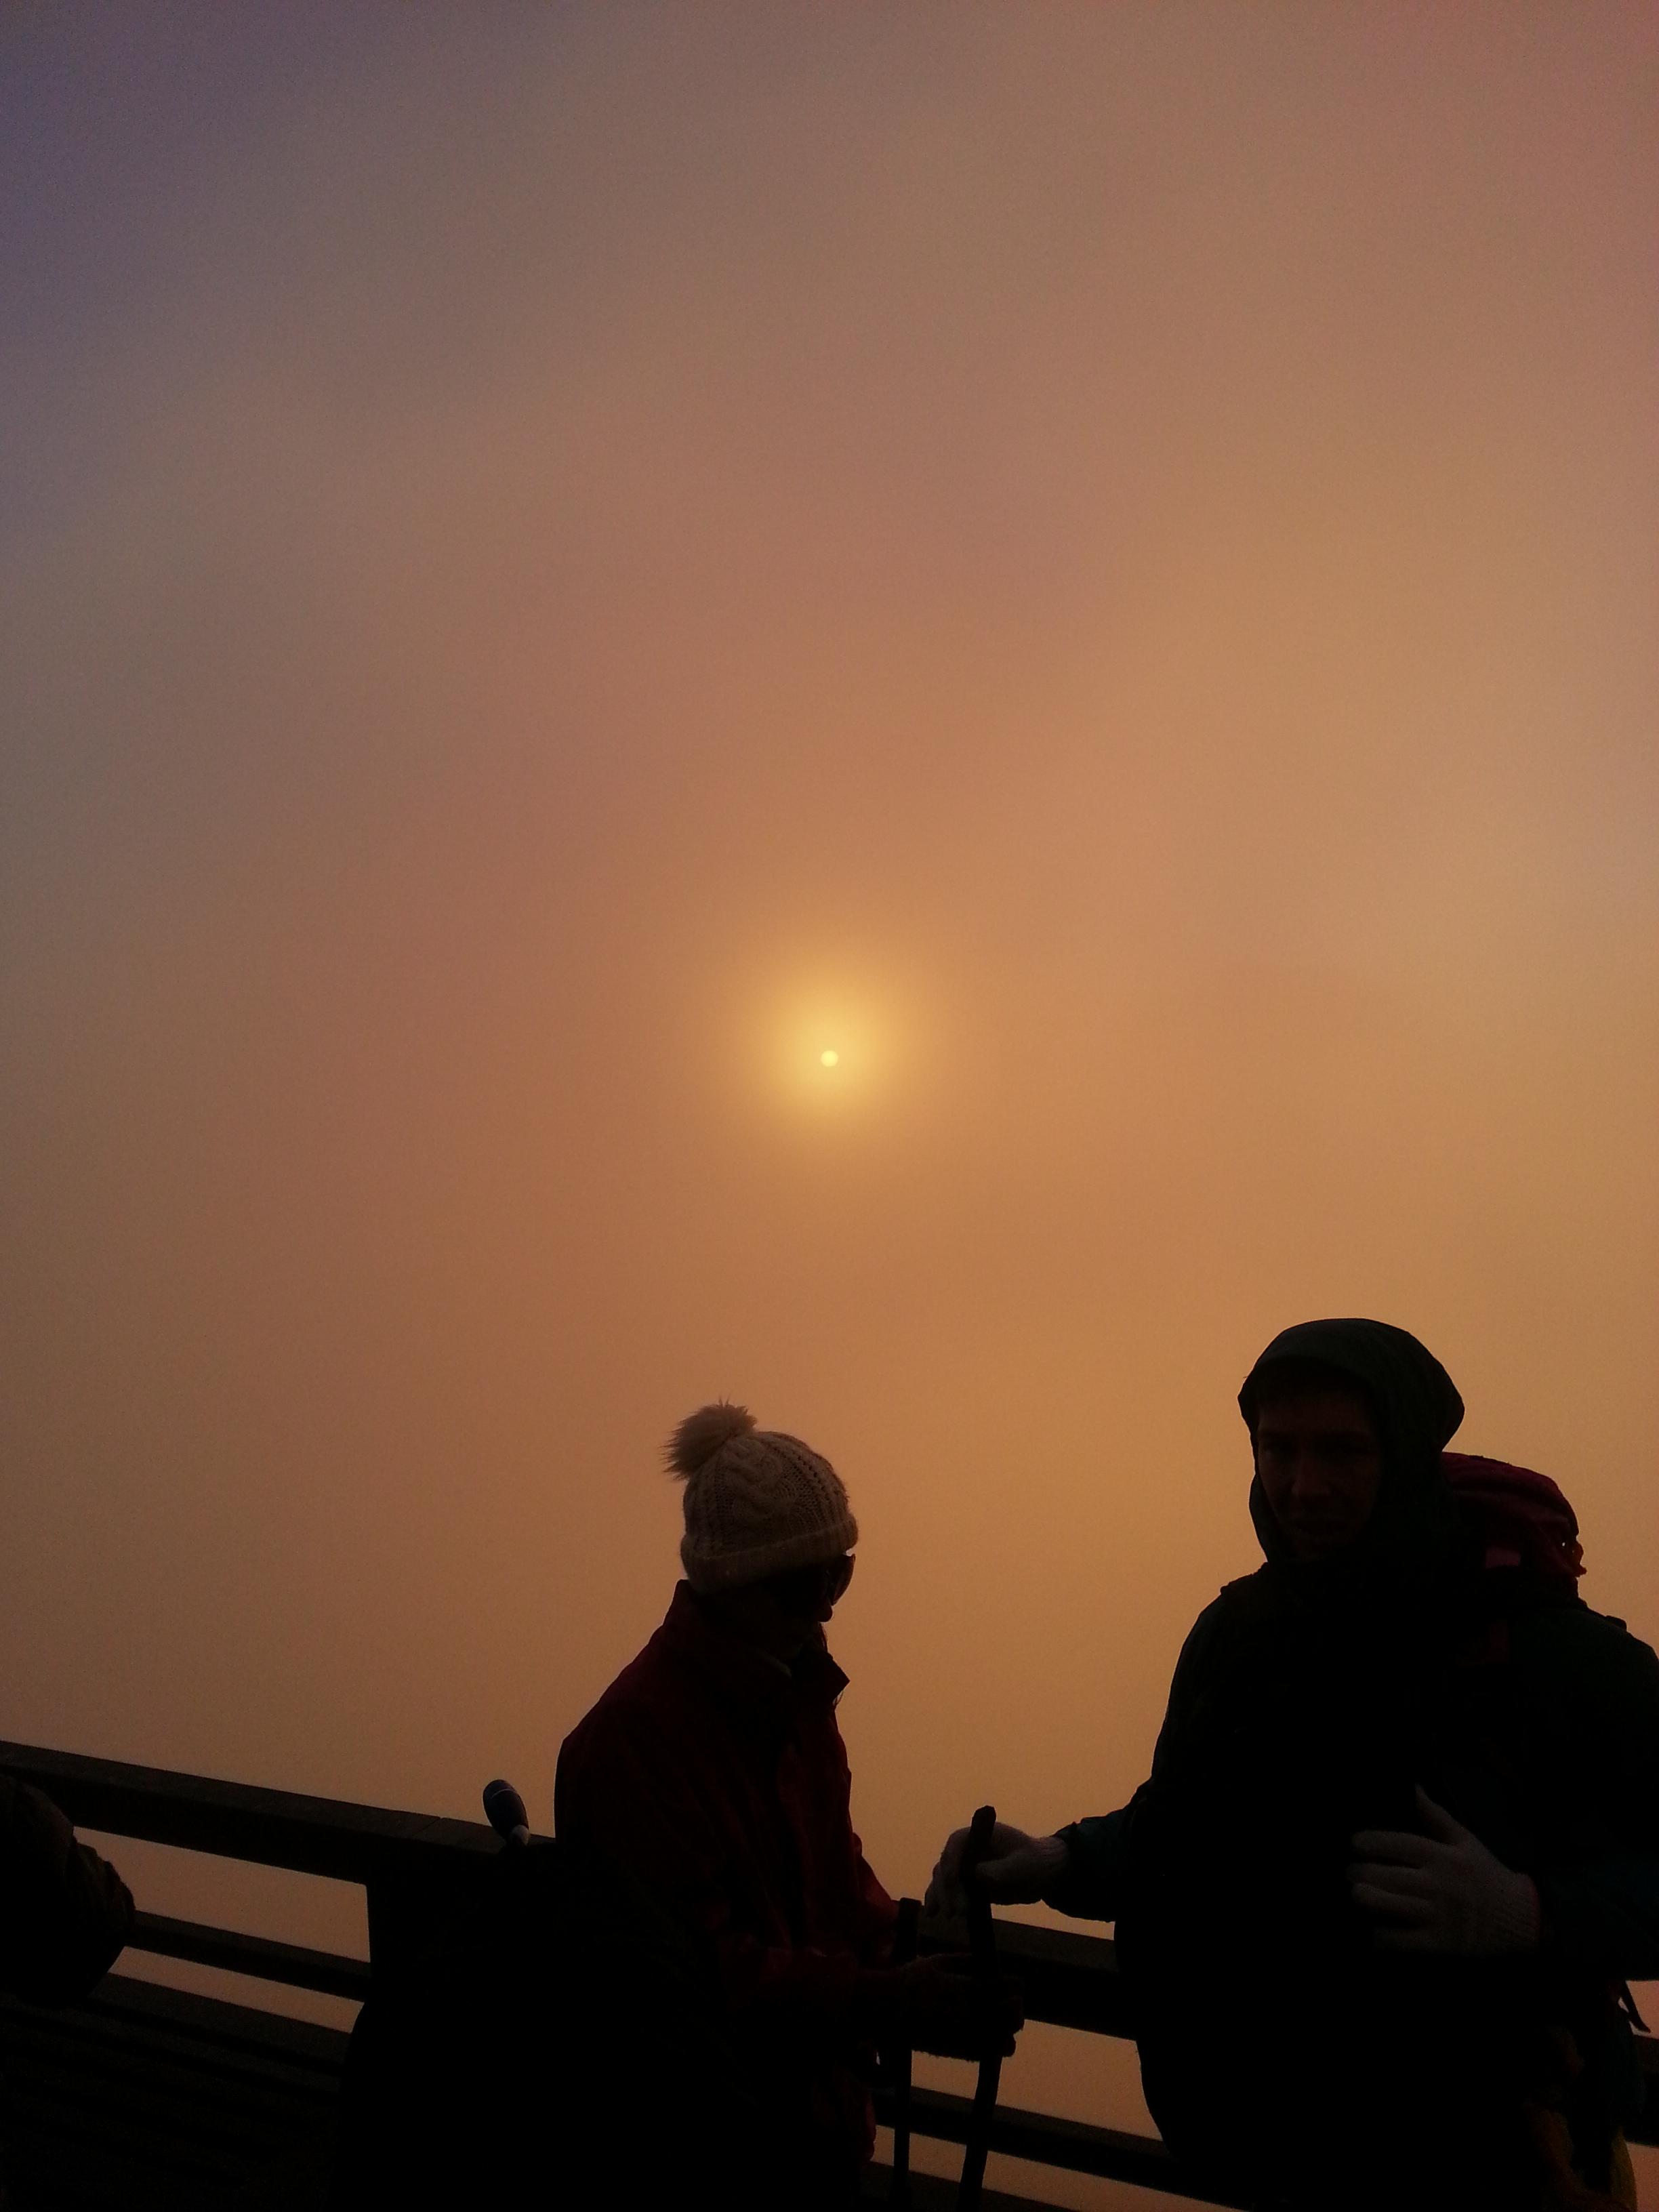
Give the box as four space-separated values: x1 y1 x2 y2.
555 1582 895 2173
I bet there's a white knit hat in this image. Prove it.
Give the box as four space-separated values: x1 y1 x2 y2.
668 1402 858 1593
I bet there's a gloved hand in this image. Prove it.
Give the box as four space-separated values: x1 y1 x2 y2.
925 1820 1070 1921
1348 1787 1541 1956
859 1955 1023 2060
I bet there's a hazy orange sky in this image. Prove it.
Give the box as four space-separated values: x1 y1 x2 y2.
3 5 1656 2199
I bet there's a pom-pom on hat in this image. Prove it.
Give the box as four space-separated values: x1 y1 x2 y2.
668 1401 858 1594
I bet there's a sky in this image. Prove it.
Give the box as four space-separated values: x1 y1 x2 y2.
2 4 1656 2201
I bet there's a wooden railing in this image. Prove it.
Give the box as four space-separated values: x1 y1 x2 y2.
2 1740 1654 2207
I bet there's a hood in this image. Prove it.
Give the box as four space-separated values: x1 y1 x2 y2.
1238 1317 1465 1588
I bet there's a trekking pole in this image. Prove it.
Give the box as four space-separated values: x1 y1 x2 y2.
887 1896 921 2207
956 1805 1002 2212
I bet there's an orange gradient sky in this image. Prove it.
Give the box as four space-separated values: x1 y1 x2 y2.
2 5 1656 2202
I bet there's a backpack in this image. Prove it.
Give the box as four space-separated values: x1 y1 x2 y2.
328 1838 766 2208
1441 1452 1584 1588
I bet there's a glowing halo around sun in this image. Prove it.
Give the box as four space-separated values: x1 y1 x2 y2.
741 967 931 1126
753 987 891 1118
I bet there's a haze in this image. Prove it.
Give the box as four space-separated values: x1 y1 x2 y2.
3 5 1655 2200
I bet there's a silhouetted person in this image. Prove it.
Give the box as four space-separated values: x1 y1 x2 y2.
557 1402 1018 2207
0 1774 132 2206
931 1319 1659 2211
0 1775 131 2006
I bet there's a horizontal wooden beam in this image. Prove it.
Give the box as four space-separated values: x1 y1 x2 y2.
918 1910 1134 2035
0 1741 497 1886
127 1911 371 2003
875 2082 1247 2205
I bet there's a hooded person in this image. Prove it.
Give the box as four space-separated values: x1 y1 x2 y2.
556 1403 1018 2207
928 1319 1659 2211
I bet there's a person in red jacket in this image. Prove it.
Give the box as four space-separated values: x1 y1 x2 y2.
556 1401 1016 2206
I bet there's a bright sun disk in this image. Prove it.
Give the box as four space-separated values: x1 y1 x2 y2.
820 1049 839 1067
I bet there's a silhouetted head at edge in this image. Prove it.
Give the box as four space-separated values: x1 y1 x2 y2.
1239 1319 1465 1588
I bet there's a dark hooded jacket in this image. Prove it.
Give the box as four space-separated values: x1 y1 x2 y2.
1048 1319 1659 2210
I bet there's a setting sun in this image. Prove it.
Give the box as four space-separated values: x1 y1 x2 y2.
820 1050 839 1067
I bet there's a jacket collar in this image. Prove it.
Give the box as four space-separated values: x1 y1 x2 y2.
655 1580 848 1728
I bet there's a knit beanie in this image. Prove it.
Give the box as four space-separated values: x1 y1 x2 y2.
668 1402 858 1594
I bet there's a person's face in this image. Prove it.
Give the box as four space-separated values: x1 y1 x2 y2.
1253 1382 1385 1561
716 1553 855 1661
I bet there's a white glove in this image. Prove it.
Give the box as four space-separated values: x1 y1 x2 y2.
1348 1787 1541 1956
925 1820 1071 1921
